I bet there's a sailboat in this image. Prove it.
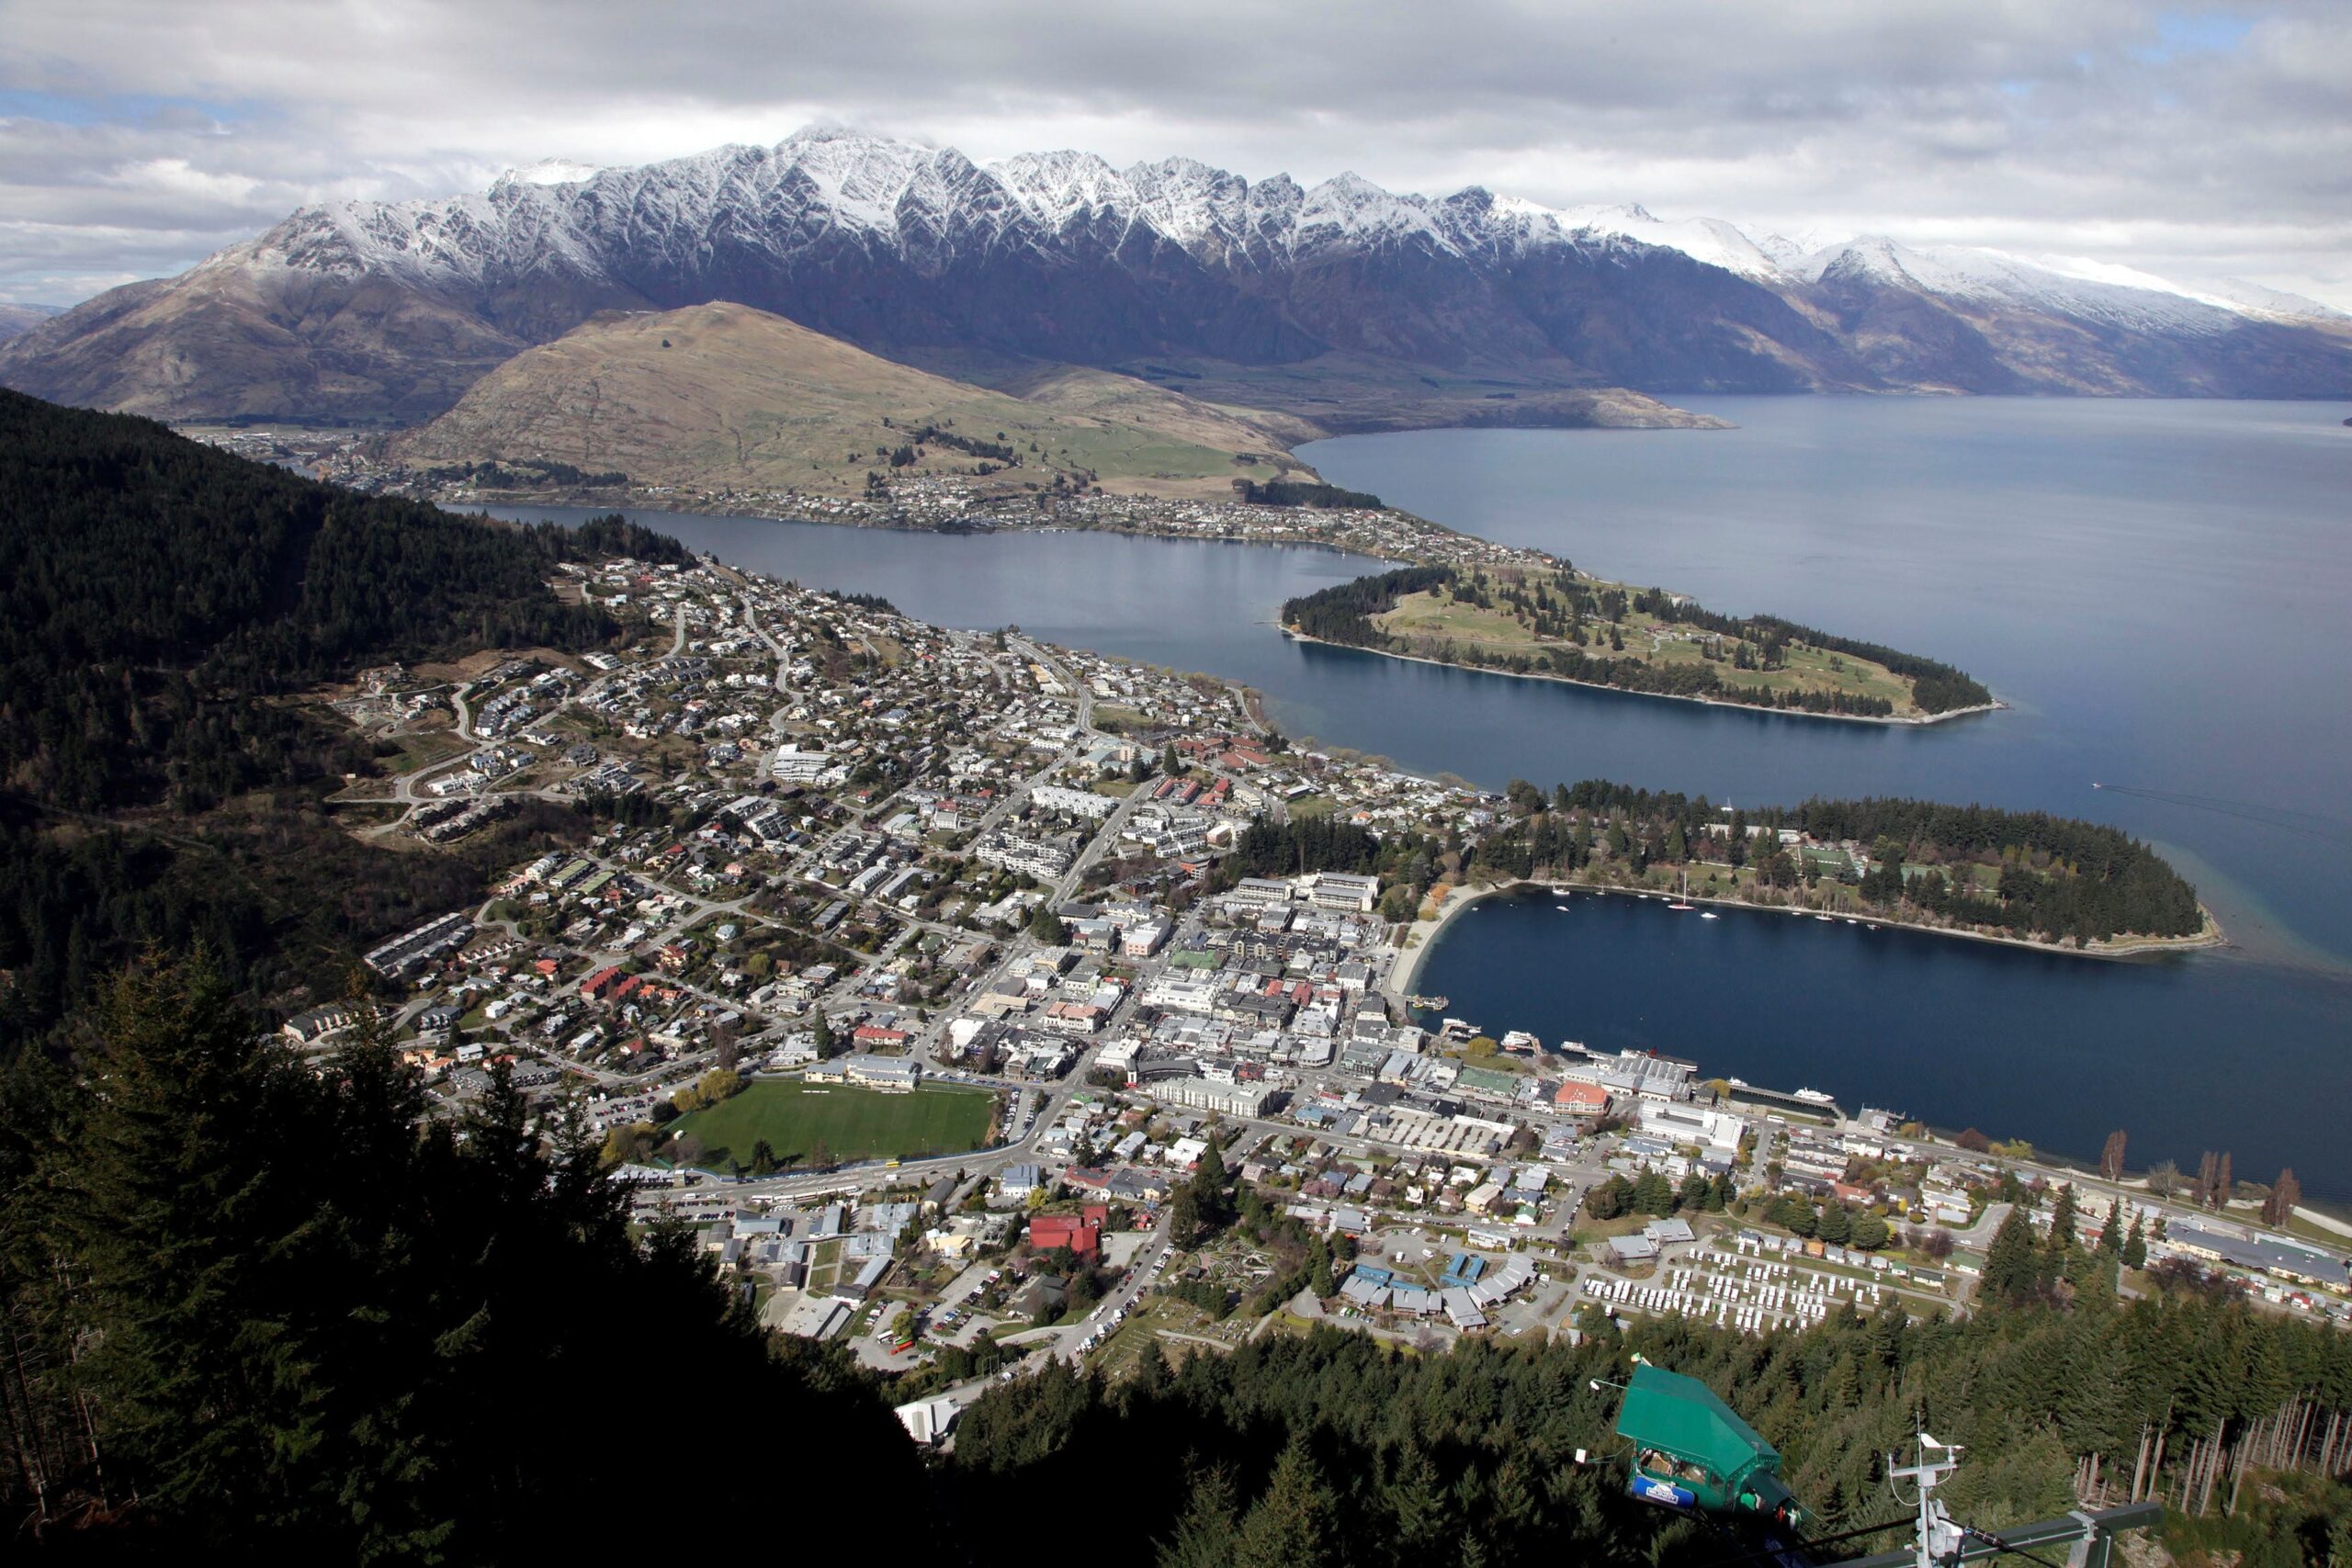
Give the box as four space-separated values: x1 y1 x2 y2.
1668 869 1695 912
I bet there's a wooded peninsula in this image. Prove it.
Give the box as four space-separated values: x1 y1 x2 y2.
1283 563 1996 721
1450 779 2211 953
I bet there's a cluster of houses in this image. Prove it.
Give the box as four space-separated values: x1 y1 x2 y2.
1340 1251 1538 1332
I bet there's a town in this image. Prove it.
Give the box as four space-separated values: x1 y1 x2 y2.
317 547 2352 1449
184 421 1572 571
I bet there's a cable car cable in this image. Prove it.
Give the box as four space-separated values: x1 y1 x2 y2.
1953 1522 2066 1568
1690 1515 1912 1567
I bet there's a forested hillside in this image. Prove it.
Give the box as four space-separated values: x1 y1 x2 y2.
0 391 686 1050
0 959 924 1558
942 1272 2352 1567
0 389 657 811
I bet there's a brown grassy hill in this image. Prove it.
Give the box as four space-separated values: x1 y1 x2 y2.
389 303 1320 500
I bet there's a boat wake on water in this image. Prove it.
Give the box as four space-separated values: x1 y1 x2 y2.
2092 782 2352 842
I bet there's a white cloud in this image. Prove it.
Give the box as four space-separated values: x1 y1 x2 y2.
0 0 2346 307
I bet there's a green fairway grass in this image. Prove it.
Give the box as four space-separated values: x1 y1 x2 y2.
668 1079 995 1168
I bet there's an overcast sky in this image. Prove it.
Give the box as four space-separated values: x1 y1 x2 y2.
3 0 2347 309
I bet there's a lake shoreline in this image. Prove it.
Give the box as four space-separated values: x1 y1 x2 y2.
1282 625 2006 728
1389 875 2225 1003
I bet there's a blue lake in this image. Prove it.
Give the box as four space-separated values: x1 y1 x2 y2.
491 397 2352 1197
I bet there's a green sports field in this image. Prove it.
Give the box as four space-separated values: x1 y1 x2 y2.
666 1079 995 1168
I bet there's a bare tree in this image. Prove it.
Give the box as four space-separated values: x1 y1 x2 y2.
2262 1168 2301 1228
2099 1129 2129 1183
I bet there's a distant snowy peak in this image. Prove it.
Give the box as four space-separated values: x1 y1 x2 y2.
2200 277 2349 322
1796 236 2253 333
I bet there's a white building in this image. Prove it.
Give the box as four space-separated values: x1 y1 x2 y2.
1030 784 1117 820
1308 873 1380 912
1152 1077 1272 1119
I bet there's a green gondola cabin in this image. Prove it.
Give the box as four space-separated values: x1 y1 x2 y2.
1612 1363 1805 1527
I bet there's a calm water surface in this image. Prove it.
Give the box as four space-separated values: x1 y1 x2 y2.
492 398 2352 1195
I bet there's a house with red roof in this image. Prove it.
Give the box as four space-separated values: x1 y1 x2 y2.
1028 1212 1102 1259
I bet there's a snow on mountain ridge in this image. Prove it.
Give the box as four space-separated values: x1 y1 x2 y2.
1800 235 2245 333
198 126 2324 330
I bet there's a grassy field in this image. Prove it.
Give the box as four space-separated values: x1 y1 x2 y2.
668 1079 995 1168
1374 566 1919 715
383 727 470 774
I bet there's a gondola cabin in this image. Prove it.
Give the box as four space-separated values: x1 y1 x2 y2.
1612 1364 1805 1528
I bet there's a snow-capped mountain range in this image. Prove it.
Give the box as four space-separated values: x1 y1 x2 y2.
4 125 2346 423
266 130 2340 331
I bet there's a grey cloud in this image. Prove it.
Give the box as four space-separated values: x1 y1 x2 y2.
0 0 2346 306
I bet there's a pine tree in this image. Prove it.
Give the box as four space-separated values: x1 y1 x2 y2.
56 957 325 1531
1234 1439 1336 1568
2097 1200 2124 1259
1630 1168 1674 1216
1196 1134 1228 1192
1307 1235 1338 1301
1827 1351 1863 1411
1984 1204 2039 1303
1383 1442 1453 1561
2121 1213 2147 1269
1157 1465 1239 1568
1131 1340 1172 1400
